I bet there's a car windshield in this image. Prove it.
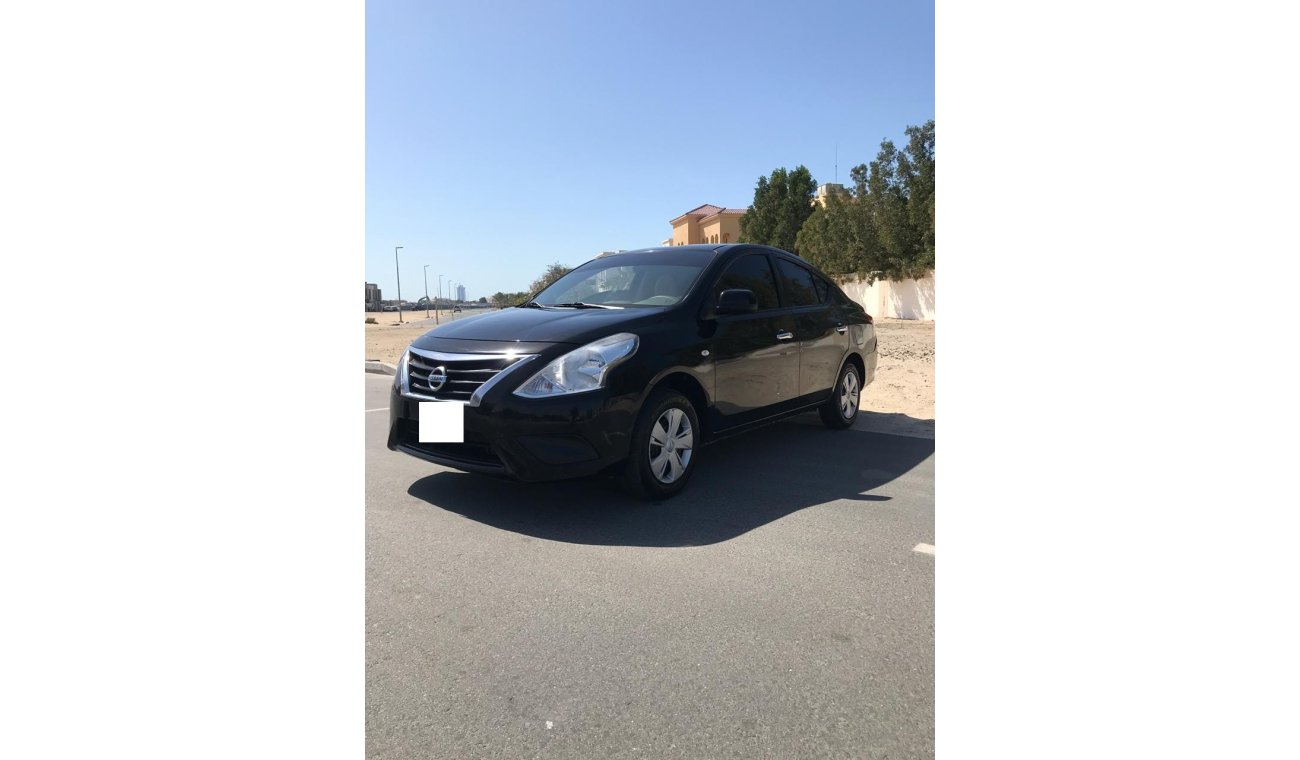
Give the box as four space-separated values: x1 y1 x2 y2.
530 251 715 308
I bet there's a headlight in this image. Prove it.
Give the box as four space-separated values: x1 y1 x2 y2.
394 350 409 390
513 333 639 398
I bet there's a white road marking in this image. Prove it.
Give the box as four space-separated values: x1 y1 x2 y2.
365 408 387 413
913 543 935 555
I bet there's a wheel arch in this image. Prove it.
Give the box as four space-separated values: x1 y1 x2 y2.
842 350 865 383
645 370 711 438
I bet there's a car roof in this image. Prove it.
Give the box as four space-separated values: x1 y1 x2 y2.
595 244 818 272
597 244 724 257
603 243 788 257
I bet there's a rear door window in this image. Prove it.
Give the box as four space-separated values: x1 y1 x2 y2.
714 254 780 310
812 274 831 303
774 258 820 307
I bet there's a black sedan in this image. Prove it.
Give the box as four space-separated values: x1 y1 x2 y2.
388 244 877 499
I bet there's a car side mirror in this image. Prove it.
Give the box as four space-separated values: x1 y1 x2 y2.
716 288 757 315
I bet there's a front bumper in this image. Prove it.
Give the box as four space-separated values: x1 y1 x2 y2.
386 381 640 483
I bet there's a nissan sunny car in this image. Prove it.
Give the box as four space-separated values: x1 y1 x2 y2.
388 244 877 500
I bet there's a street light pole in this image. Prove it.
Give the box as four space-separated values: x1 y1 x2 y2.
394 245 403 324
437 274 443 325
423 265 431 319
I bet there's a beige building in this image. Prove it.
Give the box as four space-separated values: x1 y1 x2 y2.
664 204 746 246
813 183 850 208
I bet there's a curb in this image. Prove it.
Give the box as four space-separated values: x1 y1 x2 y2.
366 361 397 376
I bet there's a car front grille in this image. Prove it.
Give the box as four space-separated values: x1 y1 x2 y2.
405 349 529 402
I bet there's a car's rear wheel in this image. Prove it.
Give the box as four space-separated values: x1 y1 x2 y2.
819 361 861 429
623 389 699 500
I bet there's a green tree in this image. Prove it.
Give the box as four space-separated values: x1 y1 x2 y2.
529 262 573 294
899 119 935 272
503 291 531 307
739 166 818 253
490 291 529 309
860 140 912 279
847 126 933 282
796 188 885 281
796 190 857 276
797 120 936 284
740 175 775 245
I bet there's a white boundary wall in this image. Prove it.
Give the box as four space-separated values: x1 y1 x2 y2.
836 272 935 321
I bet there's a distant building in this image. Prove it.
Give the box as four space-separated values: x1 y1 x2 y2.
667 204 746 246
813 183 850 207
456 284 466 302
365 282 381 310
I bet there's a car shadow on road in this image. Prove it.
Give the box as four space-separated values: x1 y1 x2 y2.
852 410 935 439
405 414 934 548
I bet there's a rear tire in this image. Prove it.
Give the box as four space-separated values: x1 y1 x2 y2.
819 361 861 430
622 389 700 501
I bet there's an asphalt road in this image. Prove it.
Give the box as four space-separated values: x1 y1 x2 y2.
366 372 935 759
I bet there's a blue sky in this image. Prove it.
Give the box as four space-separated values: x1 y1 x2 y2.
365 0 933 301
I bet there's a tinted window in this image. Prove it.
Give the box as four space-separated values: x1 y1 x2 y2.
775 258 819 307
715 254 779 310
812 275 830 303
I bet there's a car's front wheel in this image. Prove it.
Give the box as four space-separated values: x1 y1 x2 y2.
622 388 699 501
820 361 862 429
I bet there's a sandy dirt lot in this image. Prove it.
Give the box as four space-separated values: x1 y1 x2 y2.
859 318 934 437
367 311 934 436
365 310 473 367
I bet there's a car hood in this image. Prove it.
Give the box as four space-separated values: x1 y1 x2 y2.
414 306 664 347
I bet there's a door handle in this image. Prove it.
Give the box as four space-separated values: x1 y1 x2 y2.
835 324 847 334
776 331 794 341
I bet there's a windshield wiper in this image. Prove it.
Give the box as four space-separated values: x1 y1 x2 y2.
546 302 621 310
516 300 545 308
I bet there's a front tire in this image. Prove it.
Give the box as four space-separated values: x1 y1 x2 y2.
622 389 699 501
819 361 862 430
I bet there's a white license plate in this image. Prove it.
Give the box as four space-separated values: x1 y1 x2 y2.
417 402 465 442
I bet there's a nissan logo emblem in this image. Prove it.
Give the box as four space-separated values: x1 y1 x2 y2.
428 366 448 391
